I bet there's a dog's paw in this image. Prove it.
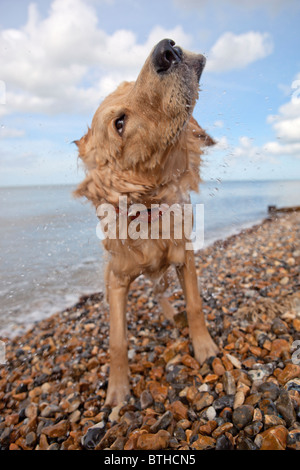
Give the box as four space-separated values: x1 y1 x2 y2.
105 382 131 408
193 335 219 364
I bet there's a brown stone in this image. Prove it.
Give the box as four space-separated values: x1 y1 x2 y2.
148 382 168 403
5 413 19 426
212 422 233 438
14 437 31 450
212 357 226 376
136 430 170 450
293 318 300 332
185 386 199 403
233 391 245 409
198 420 218 436
203 374 219 383
191 434 216 450
277 363 300 385
221 355 234 371
260 425 288 450
9 443 21 450
181 354 200 370
87 357 99 370
245 393 262 406
269 339 290 359
42 420 69 438
194 392 214 411
264 415 286 428
12 392 27 401
25 403 38 419
38 434 49 450
96 421 129 450
168 400 188 421
124 430 147 450
242 357 257 369
19 417 38 436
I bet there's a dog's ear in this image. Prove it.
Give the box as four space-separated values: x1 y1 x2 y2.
189 116 215 147
74 127 92 157
74 127 98 170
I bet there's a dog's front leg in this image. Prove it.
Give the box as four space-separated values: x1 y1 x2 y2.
105 268 131 407
176 250 219 364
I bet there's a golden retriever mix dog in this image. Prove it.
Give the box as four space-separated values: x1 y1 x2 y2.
74 39 218 406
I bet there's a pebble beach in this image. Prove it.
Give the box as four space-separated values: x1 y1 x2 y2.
1 211 300 451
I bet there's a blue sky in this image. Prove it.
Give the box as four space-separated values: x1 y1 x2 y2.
0 0 300 186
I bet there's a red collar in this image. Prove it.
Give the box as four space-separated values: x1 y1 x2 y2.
115 204 169 222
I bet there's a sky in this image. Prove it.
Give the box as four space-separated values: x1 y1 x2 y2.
0 0 300 186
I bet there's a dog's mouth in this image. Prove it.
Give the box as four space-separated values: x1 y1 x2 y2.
152 38 206 82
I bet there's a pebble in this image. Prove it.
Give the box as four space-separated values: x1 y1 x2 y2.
136 430 170 450
42 420 69 438
215 434 234 450
277 364 300 385
191 435 216 450
257 382 280 401
150 411 173 433
225 354 242 369
260 425 288 450
0 212 299 451
223 371 236 395
275 389 296 427
232 405 254 429
213 395 235 411
271 317 288 335
233 391 245 409
194 392 214 411
40 404 61 418
140 390 153 409
81 421 107 450
206 406 217 421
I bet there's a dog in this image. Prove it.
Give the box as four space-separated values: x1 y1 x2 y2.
74 39 218 406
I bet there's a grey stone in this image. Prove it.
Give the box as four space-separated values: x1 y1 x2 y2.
140 390 153 410
276 389 296 427
150 410 173 433
223 371 236 395
232 405 254 429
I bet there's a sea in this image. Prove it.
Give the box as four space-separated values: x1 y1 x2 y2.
0 179 299 337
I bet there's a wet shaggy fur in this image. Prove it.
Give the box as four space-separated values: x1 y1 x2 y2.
74 40 218 406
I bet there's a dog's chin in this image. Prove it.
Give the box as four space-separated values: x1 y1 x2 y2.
193 55 206 83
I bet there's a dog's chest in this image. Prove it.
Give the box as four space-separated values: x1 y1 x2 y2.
104 237 185 278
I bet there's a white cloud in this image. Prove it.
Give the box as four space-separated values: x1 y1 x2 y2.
214 135 229 150
0 0 191 117
0 0 276 118
230 76 300 161
264 76 300 155
0 126 25 139
206 31 273 72
273 116 300 142
262 141 300 156
231 137 300 162
231 136 272 161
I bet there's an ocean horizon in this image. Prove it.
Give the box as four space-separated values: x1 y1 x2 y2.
1 179 299 337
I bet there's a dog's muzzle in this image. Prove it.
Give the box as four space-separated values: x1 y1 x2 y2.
152 39 183 74
152 38 206 81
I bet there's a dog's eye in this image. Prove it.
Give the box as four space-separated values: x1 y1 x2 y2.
115 115 126 136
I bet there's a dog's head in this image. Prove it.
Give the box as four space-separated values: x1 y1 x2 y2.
75 39 214 174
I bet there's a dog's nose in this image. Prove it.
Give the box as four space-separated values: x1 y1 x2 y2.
152 39 183 73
